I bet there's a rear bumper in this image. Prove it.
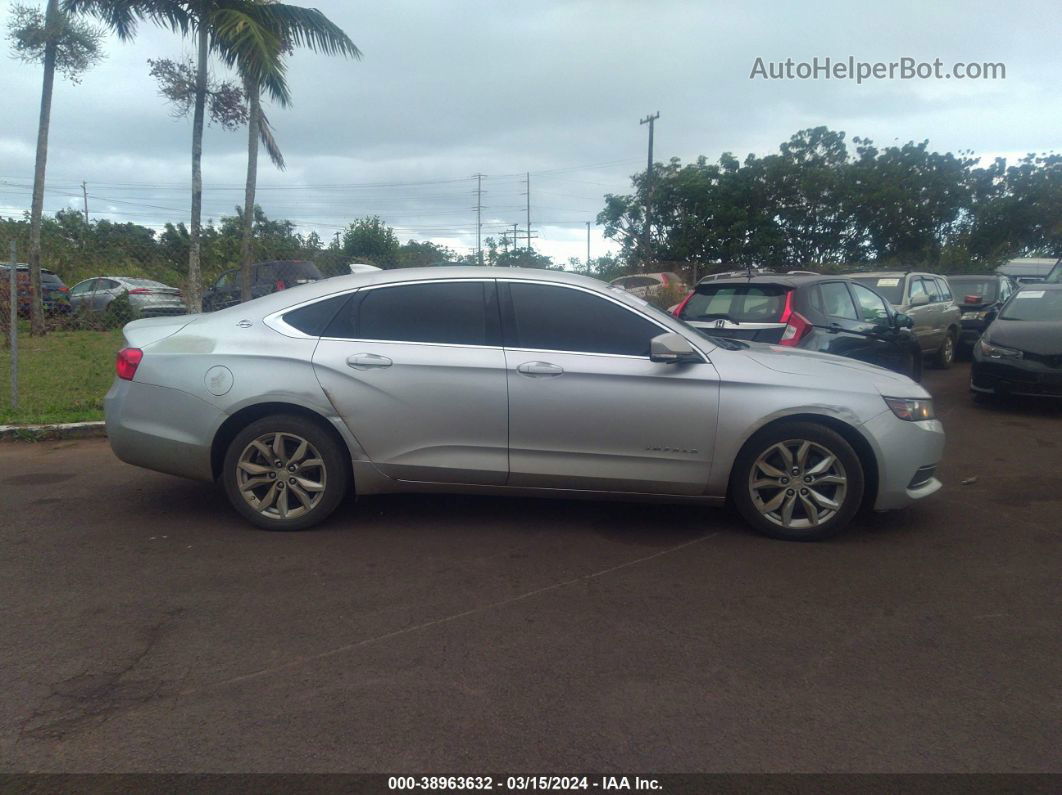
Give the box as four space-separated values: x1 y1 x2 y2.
104 378 221 481
861 410 945 511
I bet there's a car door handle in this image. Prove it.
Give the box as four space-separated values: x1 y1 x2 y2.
517 361 564 377
347 353 393 370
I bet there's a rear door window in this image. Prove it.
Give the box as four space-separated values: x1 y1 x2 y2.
922 278 942 303
680 284 788 323
815 282 858 320
327 281 492 346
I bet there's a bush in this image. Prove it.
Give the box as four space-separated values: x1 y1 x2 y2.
103 291 140 327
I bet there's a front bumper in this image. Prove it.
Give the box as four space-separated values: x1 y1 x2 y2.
105 378 222 481
861 410 945 511
971 359 1062 398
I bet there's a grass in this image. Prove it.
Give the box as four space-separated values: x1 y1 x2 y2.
0 327 124 425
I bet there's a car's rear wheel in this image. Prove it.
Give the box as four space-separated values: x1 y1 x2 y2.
222 414 349 531
731 421 865 541
933 330 956 369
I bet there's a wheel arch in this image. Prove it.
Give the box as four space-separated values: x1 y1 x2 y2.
210 401 352 483
726 412 879 511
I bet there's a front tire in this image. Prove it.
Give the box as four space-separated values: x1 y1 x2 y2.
222 414 350 531
731 421 865 541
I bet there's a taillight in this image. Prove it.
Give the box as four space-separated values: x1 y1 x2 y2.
780 312 812 346
964 294 982 304
116 348 143 381
275 280 286 291
59 286 69 293
778 289 796 323
659 273 670 287
673 291 694 317
128 288 151 295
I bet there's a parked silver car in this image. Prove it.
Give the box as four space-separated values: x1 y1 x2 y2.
847 271 961 368
609 271 687 300
105 267 944 541
69 277 185 316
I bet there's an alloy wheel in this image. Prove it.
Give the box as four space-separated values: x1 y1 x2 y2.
748 439 848 529
235 432 326 520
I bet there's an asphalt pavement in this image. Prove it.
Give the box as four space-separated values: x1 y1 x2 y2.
0 361 1059 773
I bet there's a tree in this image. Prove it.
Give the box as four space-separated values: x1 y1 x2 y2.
235 5 359 302
7 0 103 335
66 0 356 312
341 217 401 268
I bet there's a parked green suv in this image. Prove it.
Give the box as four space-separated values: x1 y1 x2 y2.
848 271 962 368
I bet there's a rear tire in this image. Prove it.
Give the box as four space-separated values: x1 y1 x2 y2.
222 414 350 531
932 330 956 369
731 421 865 541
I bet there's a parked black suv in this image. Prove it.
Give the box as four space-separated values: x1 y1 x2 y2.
946 273 1017 354
203 260 323 311
673 273 922 380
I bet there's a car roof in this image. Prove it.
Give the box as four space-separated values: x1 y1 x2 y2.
692 273 841 289
847 270 942 278
1017 283 1062 292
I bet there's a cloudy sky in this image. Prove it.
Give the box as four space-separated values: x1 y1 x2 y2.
2 0 1059 264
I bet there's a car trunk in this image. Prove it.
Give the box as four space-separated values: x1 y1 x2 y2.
679 283 790 343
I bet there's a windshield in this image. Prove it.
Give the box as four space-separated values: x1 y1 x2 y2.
681 284 788 322
948 277 998 302
849 275 904 304
1046 262 1061 284
1000 289 1062 321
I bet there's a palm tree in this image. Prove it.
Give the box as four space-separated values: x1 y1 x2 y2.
65 0 358 311
10 0 103 335
231 6 360 302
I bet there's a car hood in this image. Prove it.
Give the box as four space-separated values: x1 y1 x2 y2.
985 319 1062 355
742 343 928 397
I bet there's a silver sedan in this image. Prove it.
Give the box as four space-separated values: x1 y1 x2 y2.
69 276 185 316
104 267 944 541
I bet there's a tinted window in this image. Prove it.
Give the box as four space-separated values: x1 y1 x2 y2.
815 282 858 319
98 279 120 290
949 277 999 302
283 293 351 336
850 276 903 304
70 280 96 295
507 283 661 356
332 282 489 345
681 284 788 322
1000 289 1062 321
851 283 891 323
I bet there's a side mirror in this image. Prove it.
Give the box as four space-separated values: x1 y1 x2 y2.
909 293 929 307
650 332 701 364
894 312 914 329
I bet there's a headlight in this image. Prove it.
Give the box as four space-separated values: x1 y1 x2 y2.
883 397 935 422
978 338 1023 359
962 311 988 321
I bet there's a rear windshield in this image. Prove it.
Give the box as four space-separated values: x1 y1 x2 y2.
1000 289 1062 321
258 261 322 282
849 275 904 304
948 277 998 302
680 284 788 322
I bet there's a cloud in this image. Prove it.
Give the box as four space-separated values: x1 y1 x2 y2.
2 0 1060 264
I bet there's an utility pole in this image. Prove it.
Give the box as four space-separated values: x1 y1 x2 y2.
639 111 660 271
81 181 89 223
474 173 485 266
8 241 17 410
525 172 531 252
586 221 591 273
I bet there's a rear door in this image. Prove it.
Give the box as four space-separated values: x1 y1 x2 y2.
906 277 936 352
501 281 717 494
848 283 911 374
311 279 509 485
678 283 789 342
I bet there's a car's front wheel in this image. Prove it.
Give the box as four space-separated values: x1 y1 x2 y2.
731 421 865 541
222 414 350 530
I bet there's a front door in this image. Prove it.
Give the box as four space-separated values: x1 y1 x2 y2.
312 280 509 484
500 281 718 495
